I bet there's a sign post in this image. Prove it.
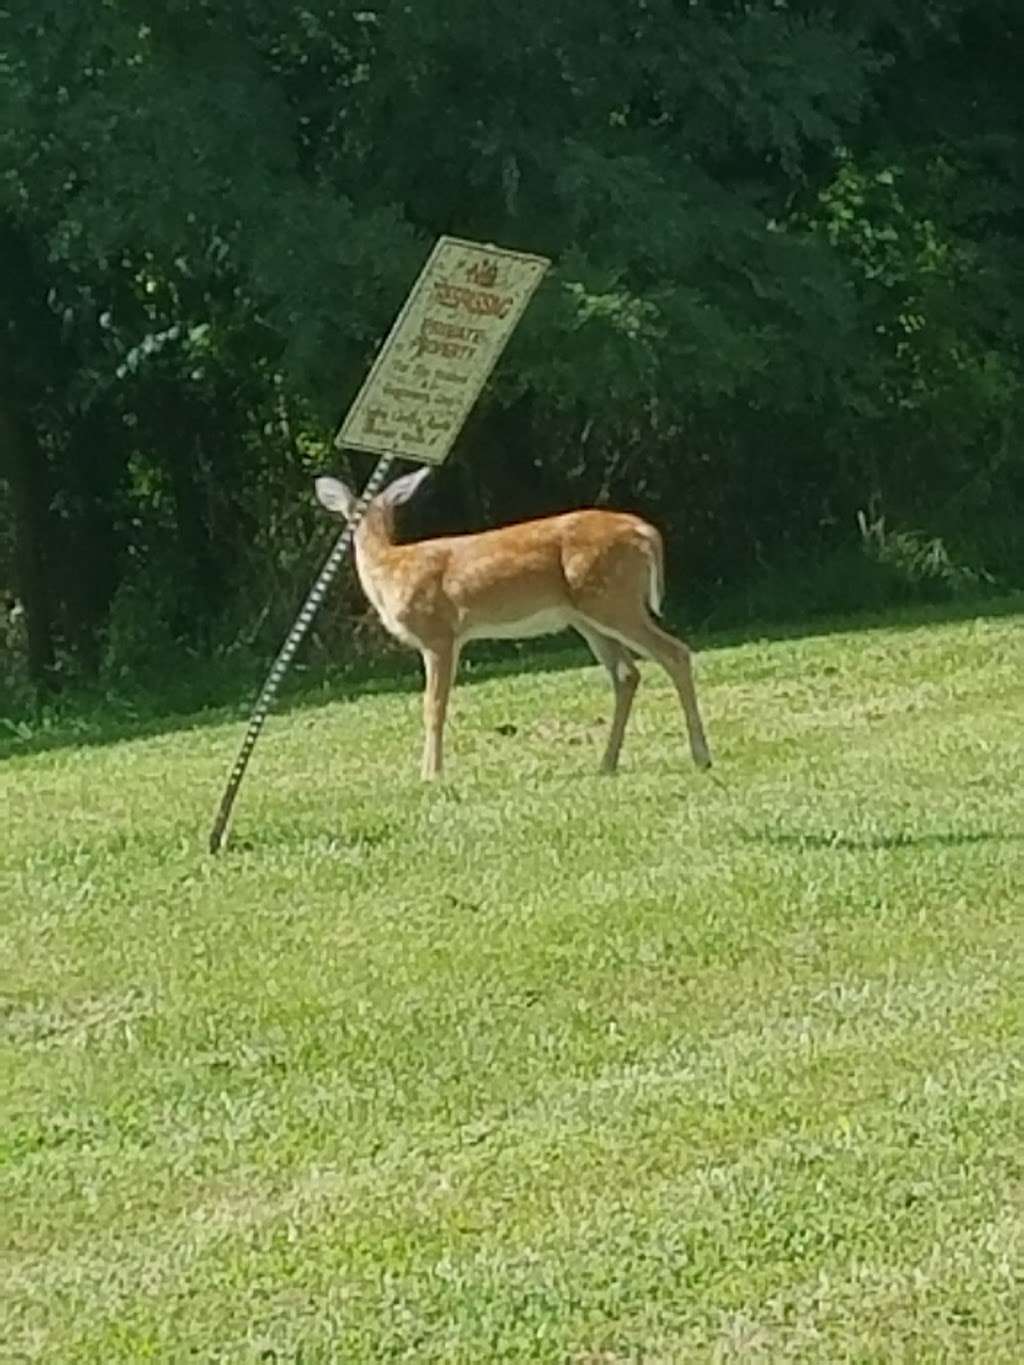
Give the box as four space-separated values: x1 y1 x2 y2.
208 237 550 853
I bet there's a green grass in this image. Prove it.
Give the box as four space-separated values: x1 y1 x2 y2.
2 604 1024 1362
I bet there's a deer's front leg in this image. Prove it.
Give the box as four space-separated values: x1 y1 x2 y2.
421 643 457 780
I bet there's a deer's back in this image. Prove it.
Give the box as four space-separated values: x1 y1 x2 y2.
360 508 661 649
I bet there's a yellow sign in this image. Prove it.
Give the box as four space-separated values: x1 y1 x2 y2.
337 236 550 465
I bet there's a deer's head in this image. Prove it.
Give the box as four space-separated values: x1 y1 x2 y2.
314 466 432 545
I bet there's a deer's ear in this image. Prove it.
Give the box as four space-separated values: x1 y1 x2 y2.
314 476 355 518
378 465 432 510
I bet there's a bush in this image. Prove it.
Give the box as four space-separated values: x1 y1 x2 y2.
856 511 994 600
0 597 35 716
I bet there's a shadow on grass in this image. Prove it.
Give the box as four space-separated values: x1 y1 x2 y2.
0 640 598 766
2 589 1022 766
695 586 1024 652
740 829 1021 853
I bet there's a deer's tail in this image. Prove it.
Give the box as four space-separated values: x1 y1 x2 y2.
641 526 665 617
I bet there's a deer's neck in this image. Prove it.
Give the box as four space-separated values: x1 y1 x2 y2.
351 506 425 646
353 504 397 558
353 505 409 595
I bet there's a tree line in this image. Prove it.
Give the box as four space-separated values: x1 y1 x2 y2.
2 0 1022 700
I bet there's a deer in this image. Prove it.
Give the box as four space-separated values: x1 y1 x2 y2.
314 466 712 780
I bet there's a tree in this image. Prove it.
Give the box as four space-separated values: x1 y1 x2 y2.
1 0 1021 696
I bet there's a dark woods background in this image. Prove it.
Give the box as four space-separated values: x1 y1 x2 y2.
2 1 1022 706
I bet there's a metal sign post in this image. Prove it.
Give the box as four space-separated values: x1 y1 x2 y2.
208 236 550 853
207 454 395 854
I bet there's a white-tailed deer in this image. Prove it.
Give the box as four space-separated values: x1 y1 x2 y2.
315 467 712 779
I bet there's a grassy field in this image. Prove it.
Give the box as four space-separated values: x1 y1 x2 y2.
3 604 1024 1362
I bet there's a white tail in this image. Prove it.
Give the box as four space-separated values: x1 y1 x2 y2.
315 468 712 780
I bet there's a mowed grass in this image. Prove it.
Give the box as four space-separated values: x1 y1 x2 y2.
2 607 1024 1362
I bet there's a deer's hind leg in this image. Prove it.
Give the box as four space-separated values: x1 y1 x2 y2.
575 624 640 774
578 607 711 771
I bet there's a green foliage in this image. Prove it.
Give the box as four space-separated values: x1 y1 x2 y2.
0 600 34 714
857 510 993 599
1 0 1022 694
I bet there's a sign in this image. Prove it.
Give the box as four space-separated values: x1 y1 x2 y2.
337 235 550 465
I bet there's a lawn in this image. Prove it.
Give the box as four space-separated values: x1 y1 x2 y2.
2 605 1023 1361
